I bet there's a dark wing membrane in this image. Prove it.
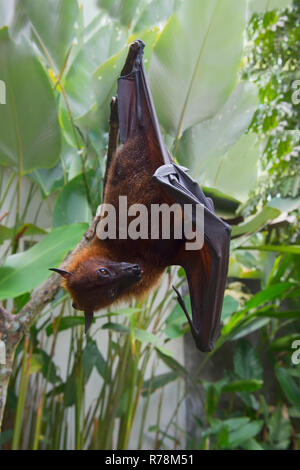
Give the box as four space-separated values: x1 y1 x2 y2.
153 164 231 352
117 40 171 166
181 214 231 352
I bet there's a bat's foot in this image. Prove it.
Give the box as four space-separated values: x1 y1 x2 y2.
121 40 145 76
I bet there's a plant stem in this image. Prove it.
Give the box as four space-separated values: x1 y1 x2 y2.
11 337 32 449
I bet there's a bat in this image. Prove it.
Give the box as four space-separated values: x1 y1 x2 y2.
50 40 231 352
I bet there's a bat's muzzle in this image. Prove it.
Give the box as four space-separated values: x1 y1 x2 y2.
125 263 143 280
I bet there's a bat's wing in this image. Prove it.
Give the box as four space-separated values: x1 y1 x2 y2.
117 40 172 167
153 164 232 352
103 40 171 197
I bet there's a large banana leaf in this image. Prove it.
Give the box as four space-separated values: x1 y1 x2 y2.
149 0 246 138
247 0 293 20
63 22 127 118
0 223 87 300
23 0 79 72
177 82 258 179
0 0 15 28
0 27 61 174
97 0 140 27
134 0 181 32
53 175 92 227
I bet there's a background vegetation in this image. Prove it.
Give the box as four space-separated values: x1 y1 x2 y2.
0 0 299 450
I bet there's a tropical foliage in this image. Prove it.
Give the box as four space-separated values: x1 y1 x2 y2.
0 0 299 450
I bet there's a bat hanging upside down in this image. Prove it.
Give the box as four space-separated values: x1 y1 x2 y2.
50 40 231 352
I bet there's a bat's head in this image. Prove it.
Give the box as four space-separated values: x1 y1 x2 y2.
50 256 143 332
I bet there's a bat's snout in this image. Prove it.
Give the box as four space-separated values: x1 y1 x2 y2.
125 263 143 280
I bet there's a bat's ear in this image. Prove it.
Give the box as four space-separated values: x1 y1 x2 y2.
49 268 72 279
84 311 94 334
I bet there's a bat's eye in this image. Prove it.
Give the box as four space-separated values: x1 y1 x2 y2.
97 268 110 278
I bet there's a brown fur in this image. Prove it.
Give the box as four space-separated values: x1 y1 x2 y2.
62 133 184 314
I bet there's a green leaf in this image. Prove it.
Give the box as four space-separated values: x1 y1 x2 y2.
202 416 250 438
93 27 159 112
156 348 187 377
101 307 142 319
257 310 300 320
46 316 85 337
63 372 76 407
116 388 129 418
63 22 127 118
222 379 263 393
96 307 142 321
221 295 239 320
222 417 251 432
13 292 31 312
234 339 263 380
29 353 44 374
98 0 140 26
134 328 159 345
246 283 293 311
23 0 79 72
268 196 300 213
0 429 13 447
177 82 258 184
235 251 258 270
231 206 281 237
0 223 87 300
275 367 300 410
227 317 270 341
205 133 259 202
0 0 15 28
94 349 108 381
82 337 107 381
202 187 241 218
237 245 300 255
134 0 181 32
166 294 191 325
228 420 263 448
155 345 174 358
149 0 246 137
268 407 291 450
142 371 179 396
241 438 263 450
238 392 259 410
269 334 300 352
0 27 61 174
37 349 60 384
0 223 47 244
29 163 65 198
164 294 190 338
102 322 130 334
204 384 222 418
53 174 92 227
